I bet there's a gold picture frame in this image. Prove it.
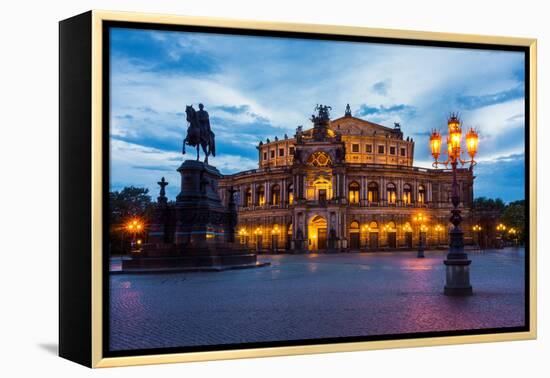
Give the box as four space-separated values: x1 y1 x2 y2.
59 9 537 368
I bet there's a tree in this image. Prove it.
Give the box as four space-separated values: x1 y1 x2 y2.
473 197 506 213
109 186 153 225
501 200 526 243
109 186 153 255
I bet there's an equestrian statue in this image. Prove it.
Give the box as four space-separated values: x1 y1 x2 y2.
183 103 216 164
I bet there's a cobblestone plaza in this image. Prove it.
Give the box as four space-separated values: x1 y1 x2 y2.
109 247 525 351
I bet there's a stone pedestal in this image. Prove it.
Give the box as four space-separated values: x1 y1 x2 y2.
444 228 473 296
444 259 473 296
174 160 227 248
123 160 268 273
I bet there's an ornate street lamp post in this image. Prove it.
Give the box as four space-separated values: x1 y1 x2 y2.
238 227 249 246
254 227 262 253
508 227 518 246
472 224 482 249
127 219 143 253
496 223 506 248
430 114 478 296
271 225 280 253
434 224 443 246
413 213 427 258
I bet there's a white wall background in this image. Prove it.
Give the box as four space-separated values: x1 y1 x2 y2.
0 0 547 376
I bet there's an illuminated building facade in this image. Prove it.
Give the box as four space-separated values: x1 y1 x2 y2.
218 105 475 252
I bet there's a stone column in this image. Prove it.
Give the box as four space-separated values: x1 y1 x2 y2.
282 178 287 205
252 182 257 206
360 176 366 205
265 180 270 206
381 177 386 202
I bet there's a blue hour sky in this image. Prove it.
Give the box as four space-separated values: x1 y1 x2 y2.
109 27 526 203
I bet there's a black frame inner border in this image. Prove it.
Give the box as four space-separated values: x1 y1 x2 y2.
101 19 531 359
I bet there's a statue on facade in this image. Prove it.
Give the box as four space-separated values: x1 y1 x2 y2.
311 104 332 123
157 177 168 204
295 125 303 144
345 103 352 117
182 103 216 164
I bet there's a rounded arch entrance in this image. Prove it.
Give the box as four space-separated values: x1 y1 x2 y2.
385 221 397 248
403 222 413 248
349 221 360 250
308 215 328 251
286 222 293 250
367 221 379 250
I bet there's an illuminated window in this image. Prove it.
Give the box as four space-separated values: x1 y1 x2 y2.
418 185 427 204
378 145 385 154
387 182 397 204
271 184 281 205
307 151 332 167
348 181 360 204
245 187 252 207
367 182 379 202
403 184 412 204
366 144 373 153
287 183 294 205
351 144 360 153
257 185 265 206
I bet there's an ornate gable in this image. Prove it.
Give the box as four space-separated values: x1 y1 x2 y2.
330 116 400 137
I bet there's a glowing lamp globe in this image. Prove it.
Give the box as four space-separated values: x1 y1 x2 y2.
466 128 479 158
430 130 442 160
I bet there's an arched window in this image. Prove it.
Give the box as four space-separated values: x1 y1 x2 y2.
287 183 294 205
403 184 412 205
257 185 265 206
386 221 396 231
418 185 426 204
368 182 379 202
387 182 397 204
307 151 332 167
369 221 379 231
348 181 360 204
271 184 281 205
245 187 252 207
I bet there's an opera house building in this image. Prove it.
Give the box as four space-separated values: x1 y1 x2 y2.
218 105 474 252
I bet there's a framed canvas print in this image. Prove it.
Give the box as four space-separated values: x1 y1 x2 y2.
59 10 537 368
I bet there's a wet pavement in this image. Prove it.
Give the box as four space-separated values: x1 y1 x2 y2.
109 248 525 351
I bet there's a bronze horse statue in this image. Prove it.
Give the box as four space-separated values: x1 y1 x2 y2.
182 105 216 164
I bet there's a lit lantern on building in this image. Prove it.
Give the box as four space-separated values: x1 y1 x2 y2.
430 129 442 161
466 128 479 159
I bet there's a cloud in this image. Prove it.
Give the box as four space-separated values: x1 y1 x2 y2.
474 153 525 202
456 85 524 110
111 140 257 201
355 103 416 117
108 27 526 202
372 80 391 96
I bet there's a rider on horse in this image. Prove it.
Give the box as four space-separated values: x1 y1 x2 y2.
182 103 216 164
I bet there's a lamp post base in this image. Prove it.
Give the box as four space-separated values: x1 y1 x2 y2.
444 258 473 296
417 248 425 258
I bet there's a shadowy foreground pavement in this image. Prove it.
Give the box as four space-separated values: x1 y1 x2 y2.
110 248 525 351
